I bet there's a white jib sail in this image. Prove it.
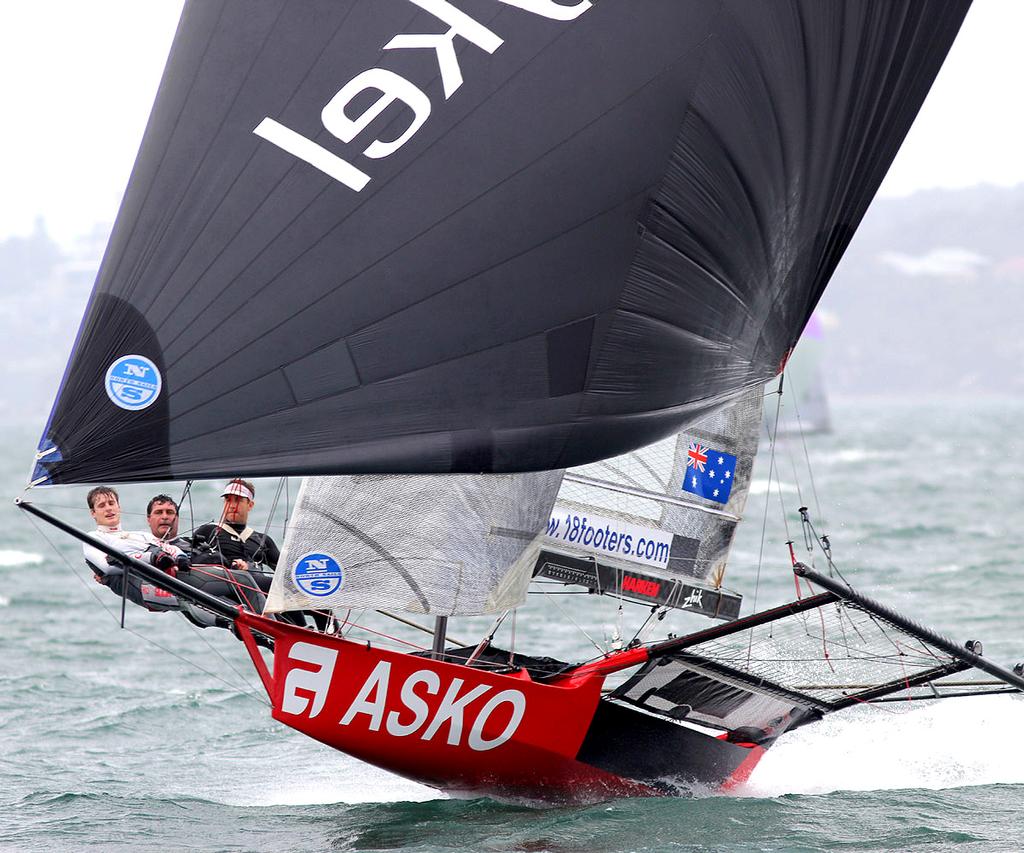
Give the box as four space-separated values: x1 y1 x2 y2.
265 471 563 616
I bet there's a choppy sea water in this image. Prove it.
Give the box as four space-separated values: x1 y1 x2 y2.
1 398 1022 852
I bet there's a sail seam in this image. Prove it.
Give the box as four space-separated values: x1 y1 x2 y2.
562 472 741 521
164 29 721 392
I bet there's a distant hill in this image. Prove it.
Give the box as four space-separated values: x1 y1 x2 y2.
817 183 1024 396
0 221 105 425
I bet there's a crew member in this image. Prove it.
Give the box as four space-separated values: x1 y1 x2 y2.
190 479 278 576
146 494 179 541
183 478 280 617
146 493 191 552
188 478 325 629
83 486 183 610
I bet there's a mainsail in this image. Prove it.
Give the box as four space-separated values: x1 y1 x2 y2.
30 1 971 485
267 388 759 617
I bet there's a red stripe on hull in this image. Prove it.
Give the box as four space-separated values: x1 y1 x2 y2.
717 743 766 792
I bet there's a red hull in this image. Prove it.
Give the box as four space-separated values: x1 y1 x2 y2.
236 613 763 802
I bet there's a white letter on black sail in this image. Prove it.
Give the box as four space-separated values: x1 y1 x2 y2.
322 68 432 160
496 0 592 21
387 0 503 99
253 119 371 191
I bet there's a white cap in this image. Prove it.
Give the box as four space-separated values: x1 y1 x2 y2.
221 481 254 501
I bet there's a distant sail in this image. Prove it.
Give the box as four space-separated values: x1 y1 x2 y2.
32 1 970 484
266 470 562 615
768 312 832 436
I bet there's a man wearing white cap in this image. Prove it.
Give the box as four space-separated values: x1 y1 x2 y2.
185 477 328 630
190 478 279 574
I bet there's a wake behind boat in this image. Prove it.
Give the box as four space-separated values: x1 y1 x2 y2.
19 0 1022 803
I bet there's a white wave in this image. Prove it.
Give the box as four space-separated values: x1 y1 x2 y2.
818 448 890 465
0 550 43 566
254 771 442 807
748 479 797 496
740 694 1024 797
933 563 961 575
186 740 442 807
0 595 8 607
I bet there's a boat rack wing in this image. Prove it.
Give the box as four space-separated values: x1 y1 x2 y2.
532 548 742 620
596 566 1023 743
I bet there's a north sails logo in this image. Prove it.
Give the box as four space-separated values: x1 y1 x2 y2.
254 0 592 192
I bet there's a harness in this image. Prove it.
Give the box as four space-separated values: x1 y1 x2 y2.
215 521 255 543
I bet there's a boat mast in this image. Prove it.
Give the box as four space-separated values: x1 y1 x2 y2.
432 616 448 659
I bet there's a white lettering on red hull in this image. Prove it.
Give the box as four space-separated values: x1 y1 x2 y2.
468 689 527 751
387 669 440 736
281 642 339 719
421 677 491 745
280 643 529 751
338 659 392 731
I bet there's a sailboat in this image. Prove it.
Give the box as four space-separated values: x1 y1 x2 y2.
20 0 1024 802
766 311 832 436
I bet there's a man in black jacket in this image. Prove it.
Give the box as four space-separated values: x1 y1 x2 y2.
191 479 278 574
187 478 323 628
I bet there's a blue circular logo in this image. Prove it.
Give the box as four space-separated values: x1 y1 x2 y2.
293 552 343 597
105 355 162 411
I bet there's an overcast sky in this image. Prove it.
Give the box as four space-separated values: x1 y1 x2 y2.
1 0 1022 245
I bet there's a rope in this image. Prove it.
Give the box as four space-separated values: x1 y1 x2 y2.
540 588 606 657
26 513 269 707
178 480 195 541
262 477 287 541
331 619 428 651
801 512 851 586
785 378 824 522
749 378 785 663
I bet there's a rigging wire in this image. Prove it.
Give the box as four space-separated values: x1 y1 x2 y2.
748 378 785 663
26 512 269 707
467 610 511 666
785 373 825 521
177 479 195 540
262 476 287 541
539 588 607 658
801 511 850 585
629 605 669 647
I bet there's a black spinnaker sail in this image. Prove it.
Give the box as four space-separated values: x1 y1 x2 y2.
33 0 970 485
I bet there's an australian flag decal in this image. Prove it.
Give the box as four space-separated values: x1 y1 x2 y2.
682 442 737 504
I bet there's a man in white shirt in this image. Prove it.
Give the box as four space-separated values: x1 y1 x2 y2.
146 493 180 541
84 486 182 611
